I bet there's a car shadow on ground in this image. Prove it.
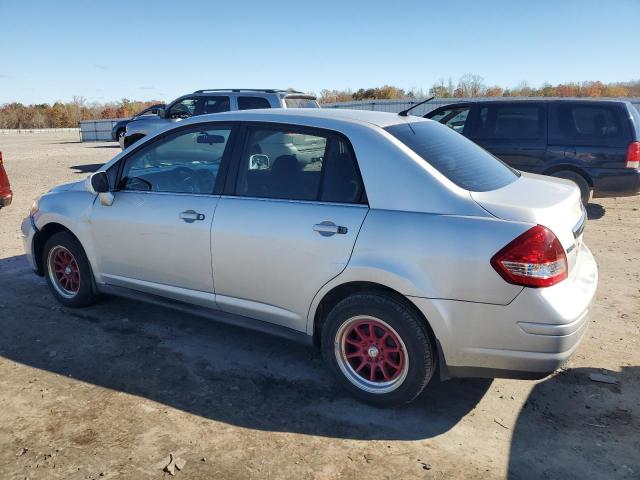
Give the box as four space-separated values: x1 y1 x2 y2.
586 202 605 220
89 145 120 149
0 254 491 441
69 163 104 174
508 366 639 479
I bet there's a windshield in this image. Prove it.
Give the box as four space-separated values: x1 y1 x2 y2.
285 97 319 108
385 121 519 192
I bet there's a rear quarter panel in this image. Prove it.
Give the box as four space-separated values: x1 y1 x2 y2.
307 209 529 334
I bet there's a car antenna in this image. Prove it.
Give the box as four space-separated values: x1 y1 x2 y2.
398 96 435 117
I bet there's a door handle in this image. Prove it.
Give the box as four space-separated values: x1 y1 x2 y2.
179 210 205 223
313 221 348 236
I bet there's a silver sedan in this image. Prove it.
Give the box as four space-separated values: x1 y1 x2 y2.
22 109 597 406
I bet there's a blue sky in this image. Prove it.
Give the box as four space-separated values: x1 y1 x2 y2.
1 0 638 104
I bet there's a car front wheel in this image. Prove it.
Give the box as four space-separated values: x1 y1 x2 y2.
43 231 98 308
321 292 436 406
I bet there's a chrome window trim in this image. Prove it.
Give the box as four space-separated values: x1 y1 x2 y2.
219 194 368 208
114 190 221 199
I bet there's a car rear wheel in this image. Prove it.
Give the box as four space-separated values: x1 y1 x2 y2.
43 231 98 308
321 292 435 406
551 170 592 205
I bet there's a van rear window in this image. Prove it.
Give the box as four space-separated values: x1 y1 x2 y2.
385 121 519 192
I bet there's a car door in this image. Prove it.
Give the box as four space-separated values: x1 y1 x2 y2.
91 123 236 305
468 102 547 173
211 124 368 332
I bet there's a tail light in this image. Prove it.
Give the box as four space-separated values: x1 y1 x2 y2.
0 151 3 164
627 142 640 169
491 225 568 288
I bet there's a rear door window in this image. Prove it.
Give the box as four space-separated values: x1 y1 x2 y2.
549 103 628 147
202 96 231 114
385 121 519 192
471 104 545 142
238 96 272 110
235 126 363 203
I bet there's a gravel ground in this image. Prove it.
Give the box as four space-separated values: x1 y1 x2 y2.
0 132 638 479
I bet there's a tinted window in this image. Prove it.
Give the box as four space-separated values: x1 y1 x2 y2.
236 127 363 202
284 98 319 108
386 121 519 192
549 103 626 146
472 104 544 140
429 107 470 133
202 96 231 114
238 96 271 110
119 126 232 194
167 98 199 119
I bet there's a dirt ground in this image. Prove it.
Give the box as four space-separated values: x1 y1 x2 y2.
0 132 638 480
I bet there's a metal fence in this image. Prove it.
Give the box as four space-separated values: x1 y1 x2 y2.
322 97 640 116
79 118 125 142
0 127 80 135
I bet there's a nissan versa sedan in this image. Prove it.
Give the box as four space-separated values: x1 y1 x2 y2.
22 109 598 406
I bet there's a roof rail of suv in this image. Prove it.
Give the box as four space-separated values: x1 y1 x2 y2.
193 88 305 94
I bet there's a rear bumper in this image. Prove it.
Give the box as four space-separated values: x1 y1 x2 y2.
21 215 38 271
588 167 640 197
410 242 598 378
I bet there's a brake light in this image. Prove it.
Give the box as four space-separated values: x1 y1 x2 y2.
0 151 3 165
627 142 640 168
491 225 568 288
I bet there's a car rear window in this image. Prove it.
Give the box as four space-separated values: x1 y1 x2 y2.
385 121 519 192
284 97 319 108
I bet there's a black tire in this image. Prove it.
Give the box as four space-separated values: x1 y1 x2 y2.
43 231 98 308
551 170 592 205
116 128 125 140
321 292 435 407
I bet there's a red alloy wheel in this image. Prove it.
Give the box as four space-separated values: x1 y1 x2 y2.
342 318 406 383
51 247 80 294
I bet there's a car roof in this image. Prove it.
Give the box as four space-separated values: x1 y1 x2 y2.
183 108 428 129
431 97 633 106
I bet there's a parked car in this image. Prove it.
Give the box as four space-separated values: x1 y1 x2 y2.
425 99 640 204
22 109 597 406
111 104 166 146
123 89 319 149
0 151 12 209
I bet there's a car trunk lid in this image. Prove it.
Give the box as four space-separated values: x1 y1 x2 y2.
471 172 586 273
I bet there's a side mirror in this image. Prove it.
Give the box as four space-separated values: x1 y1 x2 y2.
90 171 110 193
249 154 270 170
157 108 166 119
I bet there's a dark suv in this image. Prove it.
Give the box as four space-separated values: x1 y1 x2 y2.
425 99 640 203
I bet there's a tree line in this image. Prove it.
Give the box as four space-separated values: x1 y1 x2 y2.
2 76 639 129
318 76 640 103
0 97 162 130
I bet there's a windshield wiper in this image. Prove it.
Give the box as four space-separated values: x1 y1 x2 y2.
398 96 435 117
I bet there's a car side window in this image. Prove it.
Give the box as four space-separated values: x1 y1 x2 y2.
167 98 199 119
118 126 232 194
203 96 231 114
471 104 544 141
235 126 363 203
238 96 272 110
430 107 470 133
549 103 626 147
